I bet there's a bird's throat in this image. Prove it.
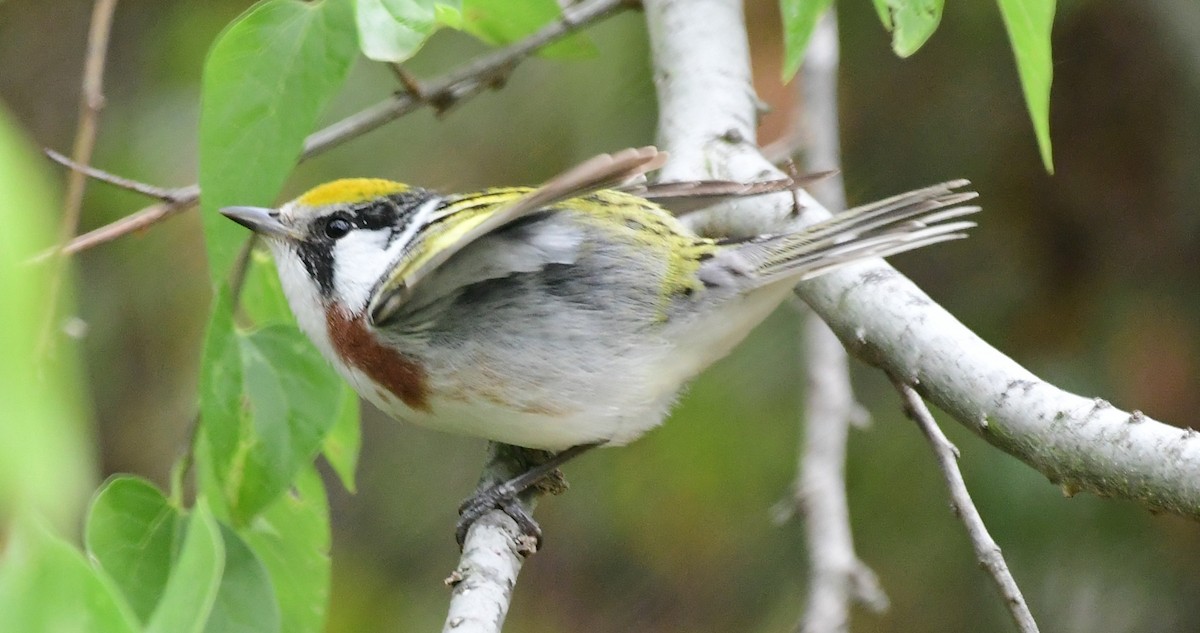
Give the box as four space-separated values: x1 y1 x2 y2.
325 306 431 412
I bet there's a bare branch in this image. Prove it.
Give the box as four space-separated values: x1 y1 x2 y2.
39 0 119 351
51 0 629 257
301 0 628 157
891 377 1040 633
794 11 845 211
45 148 179 201
58 0 118 243
54 187 199 257
442 511 530 633
643 0 1200 521
808 268 1200 517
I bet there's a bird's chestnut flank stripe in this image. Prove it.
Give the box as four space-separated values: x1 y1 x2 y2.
325 305 431 412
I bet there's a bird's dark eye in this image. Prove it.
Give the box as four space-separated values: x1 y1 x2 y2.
324 217 352 240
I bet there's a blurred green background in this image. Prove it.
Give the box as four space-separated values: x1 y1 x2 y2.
3 0 1199 631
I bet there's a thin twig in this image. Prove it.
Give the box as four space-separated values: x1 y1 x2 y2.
39 0 119 353
228 234 258 312
890 377 1040 633
388 63 428 101
58 0 118 242
51 186 200 257
302 0 623 155
45 148 179 201
169 412 201 507
51 0 628 257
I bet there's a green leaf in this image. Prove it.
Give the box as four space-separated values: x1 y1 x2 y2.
145 502 225 633
356 0 463 63
204 526 281 633
87 482 273 633
434 3 465 29
997 0 1056 173
200 290 344 523
238 325 344 515
199 0 358 278
875 0 944 58
240 246 297 327
85 477 182 624
323 386 362 492
0 102 94 531
779 0 833 81
0 518 140 633
197 289 242 521
872 0 892 30
460 0 595 59
242 465 332 633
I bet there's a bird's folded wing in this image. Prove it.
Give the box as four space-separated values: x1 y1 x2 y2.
367 146 667 326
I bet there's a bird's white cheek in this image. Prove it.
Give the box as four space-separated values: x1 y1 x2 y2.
331 231 404 314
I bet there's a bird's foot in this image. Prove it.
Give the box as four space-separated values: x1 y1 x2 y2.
455 442 600 549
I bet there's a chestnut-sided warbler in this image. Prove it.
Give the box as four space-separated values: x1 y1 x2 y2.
222 147 977 538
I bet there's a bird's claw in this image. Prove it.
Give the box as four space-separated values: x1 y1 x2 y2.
453 442 602 550
455 486 543 550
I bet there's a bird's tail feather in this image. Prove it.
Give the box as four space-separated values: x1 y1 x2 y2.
735 180 980 282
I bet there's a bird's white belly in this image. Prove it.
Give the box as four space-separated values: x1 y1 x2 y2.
326 281 796 452
339 360 674 451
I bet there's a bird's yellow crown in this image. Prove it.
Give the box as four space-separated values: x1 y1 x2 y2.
297 178 410 207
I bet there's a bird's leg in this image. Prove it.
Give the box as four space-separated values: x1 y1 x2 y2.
456 442 601 548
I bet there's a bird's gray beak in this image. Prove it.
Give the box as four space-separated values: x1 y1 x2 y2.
220 206 294 239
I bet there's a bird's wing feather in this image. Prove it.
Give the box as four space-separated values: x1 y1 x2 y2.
368 147 667 326
619 171 835 215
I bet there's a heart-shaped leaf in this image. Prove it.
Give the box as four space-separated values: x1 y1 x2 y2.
199 290 344 523
199 0 359 278
86 477 182 623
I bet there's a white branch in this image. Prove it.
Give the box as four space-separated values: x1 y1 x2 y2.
642 0 1200 519
795 11 845 209
893 378 1039 633
793 310 888 633
441 511 530 633
442 445 540 633
790 12 887 633
644 0 800 239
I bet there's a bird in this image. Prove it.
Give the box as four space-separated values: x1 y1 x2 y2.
221 146 978 542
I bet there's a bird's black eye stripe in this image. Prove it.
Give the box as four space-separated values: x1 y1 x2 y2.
324 216 352 239
299 190 438 299
358 200 400 231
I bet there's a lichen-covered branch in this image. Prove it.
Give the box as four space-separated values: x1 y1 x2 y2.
442 444 541 633
642 0 1200 520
